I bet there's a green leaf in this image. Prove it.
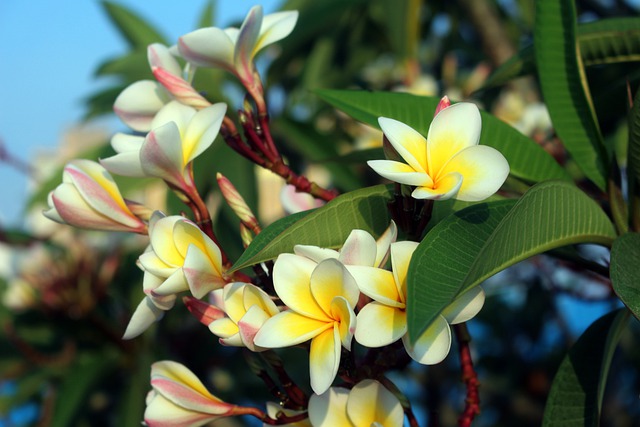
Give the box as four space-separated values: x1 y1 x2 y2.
101 1 167 49
407 199 516 342
481 18 640 90
542 309 629 426
611 233 640 320
196 0 216 28
407 181 617 341
579 18 640 66
377 0 420 60
629 87 640 200
461 180 616 291
315 89 570 184
535 0 608 190
94 51 152 81
51 351 119 427
230 185 393 272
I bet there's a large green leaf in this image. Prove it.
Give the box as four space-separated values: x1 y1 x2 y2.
629 87 640 202
542 309 629 427
101 1 167 49
483 18 640 89
535 0 608 190
406 200 516 342
230 185 393 272
315 89 570 184
377 0 420 61
407 181 616 341
611 233 640 320
94 51 152 81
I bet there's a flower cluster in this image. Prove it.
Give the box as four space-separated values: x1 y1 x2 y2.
40 4 509 426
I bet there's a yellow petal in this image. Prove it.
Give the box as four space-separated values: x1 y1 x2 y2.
309 326 341 395
378 117 428 173
243 284 279 317
355 302 406 348
208 317 239 339
437 145 509 202
411 172 463 201
273 254 327 320
310 259 359 315
346 380 404 427
367 160 433 187
346 266 403 307
254 311 332 348
390 241 418 303
426 102 481 177
330 296 356 350
308 387 351 427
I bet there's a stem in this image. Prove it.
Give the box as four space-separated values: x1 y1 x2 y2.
261 350 308 408
454 323 480 427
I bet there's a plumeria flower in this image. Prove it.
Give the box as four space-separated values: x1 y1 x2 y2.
205 282 280 351
102 101 226 191
264 402 311 427
350 241 485 364
43 159 146 233
308 379 404 427
294 222 397 269
254 256 359 395
145 360 237 427
178 5 298 96
368 101 509 201
123 212 225 339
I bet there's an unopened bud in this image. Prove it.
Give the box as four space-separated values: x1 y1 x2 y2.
240 224 253 248
182 296 225 326
216 173 260 232
152 66 211 110
434 96 452 117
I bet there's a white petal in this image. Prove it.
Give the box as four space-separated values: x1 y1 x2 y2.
346 380 404 427
100 151 145 177
308 387 350 427
309 326 341 395
427 102 481 177
123 297 165 339
141 122 186 185
110 132 144 154
403 315 451 365
273 254 326 320
390 241 419 301
182 103 227 164
293 245 339 263
355 302 406 348
310 259 360 312
178 27 235 70
114 80 169 132
438 145 509 202
151 101 196 133
367 160 433 187
255 11 299 53
339 230 377 266
442 287 485 324
148 43 183 77
374 221 397 267
254 311 331 348
378 117 428 173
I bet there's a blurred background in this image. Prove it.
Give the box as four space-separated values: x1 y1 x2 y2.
1 0 639 426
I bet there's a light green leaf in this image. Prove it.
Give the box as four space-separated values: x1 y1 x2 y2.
407 181 616 341
94 51 152 81
535 0 608 190
315 89 570 184
406 200 516 342
230 185 393 272
542 309 629 426
611 233 640 320
101 1 167 49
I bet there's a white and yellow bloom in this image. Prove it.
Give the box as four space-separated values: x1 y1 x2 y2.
102 101 226 190
178 6 298 89
253 256 359 395
145 361 236 427
43 159 146 233
207 282 280 351
368 102 509 201
308 379 404 427
351 241 485 364
123 212 225 339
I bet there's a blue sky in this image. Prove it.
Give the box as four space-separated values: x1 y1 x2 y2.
0 0 279 226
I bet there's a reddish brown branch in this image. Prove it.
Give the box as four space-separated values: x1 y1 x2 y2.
454 323 480 427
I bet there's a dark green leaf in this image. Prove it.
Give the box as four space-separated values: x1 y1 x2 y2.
315 89 570 184
542 309 629 426
377 0 420 60
629 87 640 200
407 200 516 342
95 51 152 81
101 1 166 49
611 233 640 320
481 44 536 90
535 0 608 189
230 185 393 272
579 18 640 66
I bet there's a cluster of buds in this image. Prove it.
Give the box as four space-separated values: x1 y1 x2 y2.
40 4 511 426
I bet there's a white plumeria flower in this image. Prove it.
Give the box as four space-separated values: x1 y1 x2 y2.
123 212 225 339
253 256 359 395
368 102 509 201
144 361 236 427
308 379 404 427
178 5 298 87
43 160 146 233
207 282 280 351
294 222 397 269
350 241 485 365
101 101 226 189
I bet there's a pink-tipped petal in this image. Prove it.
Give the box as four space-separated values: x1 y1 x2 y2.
234 5 263 82
114 80 169 132
148 43 183 77
183 244 225 299
238 304 272 351
145 391 219 427
152 67 211 110
178 27 235 70
183 296 226 326
141 122 186 187
339 230 377 266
